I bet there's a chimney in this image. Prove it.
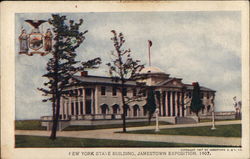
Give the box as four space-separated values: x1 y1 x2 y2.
192 82 197 86
81 71 88 76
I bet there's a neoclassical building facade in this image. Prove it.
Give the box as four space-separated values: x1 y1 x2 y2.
57 67 216 121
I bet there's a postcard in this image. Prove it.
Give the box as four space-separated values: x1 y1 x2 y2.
1 1 249 159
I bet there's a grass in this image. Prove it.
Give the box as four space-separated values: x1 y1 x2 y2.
200 119 240 123
15 120 170 131
15 135 234 148
63 121 170 131
15 120 46 130
125 124 241 137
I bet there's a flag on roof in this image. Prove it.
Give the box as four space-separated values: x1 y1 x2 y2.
148 40 152 47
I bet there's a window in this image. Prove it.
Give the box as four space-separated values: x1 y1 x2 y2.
80 101 83 115
112 104 119 114
143 106 147 116
70 90 73 96
125 105 130 116
122 88 127 96
79 89 83 95
142 89 146 97
112 87 117 96
207 105 211 112
202 105 205 114
85 88 92 96
200 93 204 99
101 86 106 95
75 102 79 115
206 93 210 99
133 105 140 116
133 88 137 96
85 100 91 114
101 104 108 114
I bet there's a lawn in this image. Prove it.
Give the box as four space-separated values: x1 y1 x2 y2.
15 120 46 130
125 124 241 137
15 120 170 131
15 135 232 148
200 119 240 123
63 121 170 131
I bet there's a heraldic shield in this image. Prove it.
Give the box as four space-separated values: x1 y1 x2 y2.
29 33 43 51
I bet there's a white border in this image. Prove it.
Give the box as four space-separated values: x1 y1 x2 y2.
1 1 249 159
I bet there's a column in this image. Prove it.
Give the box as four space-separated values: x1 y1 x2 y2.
74 98 77 119
62 98 65 119
184 93 187 116
175 92 178 117
169 91 173 116
82 88 86 114
179 92 183 117
91 88 95 115
59 98 63 119
69 96 72 116
66 101 69 119
78 89 81 116
162 91 166 116
95 86 98 114
165 91 168 116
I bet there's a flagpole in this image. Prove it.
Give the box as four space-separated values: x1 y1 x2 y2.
148 41 151 67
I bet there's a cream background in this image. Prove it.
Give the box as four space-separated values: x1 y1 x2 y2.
1 1 249 159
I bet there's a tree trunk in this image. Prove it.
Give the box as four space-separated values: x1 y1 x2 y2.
50 97 61 140
50 49 60 140
121 94 126 133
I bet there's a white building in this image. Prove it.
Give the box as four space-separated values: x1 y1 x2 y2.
51 66 216 123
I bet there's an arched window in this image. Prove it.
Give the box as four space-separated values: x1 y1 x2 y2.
133 105 140 116
112 104 120 114
125 104 130 116
207 105 211 112
202 104 205 114
100 104 109 114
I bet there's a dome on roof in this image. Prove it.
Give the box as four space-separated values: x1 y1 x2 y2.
140 66 165 74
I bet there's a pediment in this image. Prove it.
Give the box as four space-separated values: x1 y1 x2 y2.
160 78 183 87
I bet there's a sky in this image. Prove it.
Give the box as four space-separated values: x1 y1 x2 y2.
15 11 241 120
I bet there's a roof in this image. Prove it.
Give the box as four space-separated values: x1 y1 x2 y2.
72 75 215 92
155 78 182 87
72 75 138 86
185 84 216 92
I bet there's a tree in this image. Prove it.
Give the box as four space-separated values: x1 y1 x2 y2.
190 82 204 121
107 30 144 132
145 88 157 125
38 14 101 140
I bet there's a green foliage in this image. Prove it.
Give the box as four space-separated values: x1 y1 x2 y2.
37 14 101 139
190 82 203 116
145 88 157 124
38 14 101 101
106 30 144 80
15 135 227 147
127 124 241 138
106 30 144 132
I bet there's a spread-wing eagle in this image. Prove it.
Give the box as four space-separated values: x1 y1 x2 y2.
25 20 47 28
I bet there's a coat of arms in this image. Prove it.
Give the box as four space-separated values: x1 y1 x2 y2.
18 20 52 56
